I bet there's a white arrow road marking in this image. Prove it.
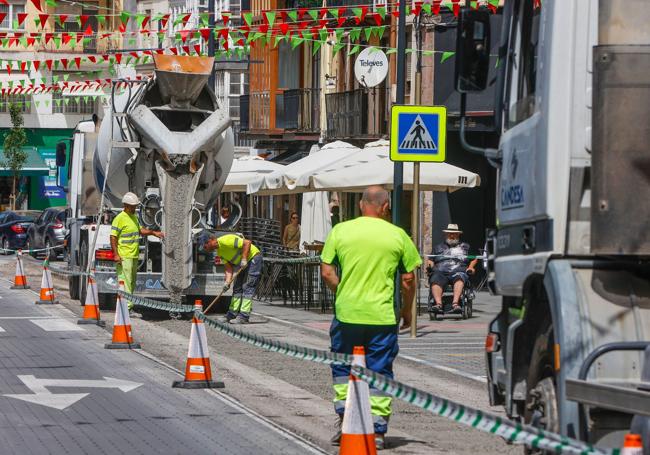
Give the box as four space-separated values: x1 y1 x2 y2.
4 375 143 410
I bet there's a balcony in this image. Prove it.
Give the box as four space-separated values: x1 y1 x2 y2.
325 88 388 141
241 89 320 137
276 89 320 133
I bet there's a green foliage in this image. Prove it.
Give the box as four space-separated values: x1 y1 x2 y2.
2 104 28 209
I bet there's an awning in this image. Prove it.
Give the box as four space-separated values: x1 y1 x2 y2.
0 147 50 177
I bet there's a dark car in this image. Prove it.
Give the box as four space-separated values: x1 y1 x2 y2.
26 207 68 260
0 210 39 254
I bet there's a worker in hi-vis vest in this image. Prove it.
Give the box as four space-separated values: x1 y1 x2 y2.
320 186 420 450
110 192 164 310
199 232 263 324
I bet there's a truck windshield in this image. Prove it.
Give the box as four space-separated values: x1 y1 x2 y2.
505 0 542 129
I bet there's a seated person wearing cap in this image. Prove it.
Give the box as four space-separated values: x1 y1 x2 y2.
199 232 263 324
427 224 477 313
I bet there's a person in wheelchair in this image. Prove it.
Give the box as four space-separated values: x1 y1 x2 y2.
426 224 477 314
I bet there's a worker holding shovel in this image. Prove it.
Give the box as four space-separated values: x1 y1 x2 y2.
199 232 263 324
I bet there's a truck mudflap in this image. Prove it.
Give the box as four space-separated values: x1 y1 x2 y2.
94 271 227 298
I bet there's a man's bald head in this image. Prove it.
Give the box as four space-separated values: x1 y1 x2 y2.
360 185 390 218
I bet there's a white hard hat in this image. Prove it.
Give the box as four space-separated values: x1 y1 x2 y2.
122 192 140 205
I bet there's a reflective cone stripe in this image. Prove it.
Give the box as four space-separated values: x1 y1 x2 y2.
12 251 28 288
112 281 134 344
622 434 643 455
81 273 101 320
184 301 213 381
38 264 56 302
340 346 377 455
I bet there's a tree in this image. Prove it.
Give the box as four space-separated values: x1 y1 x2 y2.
2 104 28 210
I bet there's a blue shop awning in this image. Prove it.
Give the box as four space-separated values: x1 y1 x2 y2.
0 147 50 177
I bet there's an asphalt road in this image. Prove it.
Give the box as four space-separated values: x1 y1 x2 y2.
0 255 519 455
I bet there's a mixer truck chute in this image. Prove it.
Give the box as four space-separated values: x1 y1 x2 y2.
62 55 235 307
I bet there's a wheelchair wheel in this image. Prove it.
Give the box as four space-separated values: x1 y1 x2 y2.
462 304 470 320
467 299 473 318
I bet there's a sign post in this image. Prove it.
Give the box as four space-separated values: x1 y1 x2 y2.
391 105 447 338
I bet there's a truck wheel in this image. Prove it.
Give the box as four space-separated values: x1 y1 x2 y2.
79 239 88 305
524 329 559 454
523 378 559 454
69 275 80 300
98 293 116 310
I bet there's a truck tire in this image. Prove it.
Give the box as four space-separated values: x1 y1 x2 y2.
79 239 88 306
524 328 559 454
69 275 80 300
98 293 116 310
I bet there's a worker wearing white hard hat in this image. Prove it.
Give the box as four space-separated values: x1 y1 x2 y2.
110 192 164 310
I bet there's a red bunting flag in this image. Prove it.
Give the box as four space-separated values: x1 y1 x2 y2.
298 8 308 20
5 64 11 76
44 33 53 44
115 53 122 64
27 37 35 46
18 12 28 25
57 14 67 26
33 60 40 71
0 13 5 24
61 58 68 69
279 22 289 35
179 29 190 42
160 14 170 28
84 25 93 36
129 51 138 58
74 57 81 68
169 47 178 55
337 17 345 27
30 0 42 12
45 59 52 70
181 13 191 27
222 11 230 25
61 32 71 45
182 45 190 54
38 14 49 28
199 28 210 41
87 55 96 63
20 62 26 73
79 14 89 29
193 44 201 55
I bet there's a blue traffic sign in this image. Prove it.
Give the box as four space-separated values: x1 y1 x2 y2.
390 105 447 162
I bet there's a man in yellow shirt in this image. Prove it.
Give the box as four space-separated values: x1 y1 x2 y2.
199 232 263 324
110 192 164 309
321 186 420 450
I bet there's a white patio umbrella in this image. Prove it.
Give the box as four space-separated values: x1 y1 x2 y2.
310 141 480 192
298 146 333 250
223 156 285 192
246 141 361 195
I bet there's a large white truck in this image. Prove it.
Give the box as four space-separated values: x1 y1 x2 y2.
60 55 235 307
454 0 650 451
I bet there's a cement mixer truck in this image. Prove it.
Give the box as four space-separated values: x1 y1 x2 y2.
59 55 234 307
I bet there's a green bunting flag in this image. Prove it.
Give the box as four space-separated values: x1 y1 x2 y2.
348 45 360 56
441 51 455 63
242 12 253 26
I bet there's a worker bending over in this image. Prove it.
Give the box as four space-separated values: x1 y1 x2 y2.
200 232 263 324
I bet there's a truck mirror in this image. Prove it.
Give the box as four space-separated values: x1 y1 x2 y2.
55 142 67 167
455 7 491 93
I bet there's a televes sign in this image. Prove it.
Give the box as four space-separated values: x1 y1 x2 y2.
354 48 388 87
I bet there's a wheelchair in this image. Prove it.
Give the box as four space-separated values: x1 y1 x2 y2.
426 267 477 321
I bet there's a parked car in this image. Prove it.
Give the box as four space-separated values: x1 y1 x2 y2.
0 210 39 254
26 207 68 260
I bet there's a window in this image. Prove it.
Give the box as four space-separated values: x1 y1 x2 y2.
54 17 80 33
505 0 541 129
0 3 25 30
0 94 30 113
52 91 94 114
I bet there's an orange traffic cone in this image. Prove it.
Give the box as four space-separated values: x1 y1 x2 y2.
104 280 141 349
622 433 643 455
35 259 59 304
78 271 106 327
339 346 377 455
10 250 29 289
173 300 225 389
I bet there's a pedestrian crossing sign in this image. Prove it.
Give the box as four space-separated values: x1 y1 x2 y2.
390 105 447 162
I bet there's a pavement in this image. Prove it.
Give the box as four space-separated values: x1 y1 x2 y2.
0 268 324 455
253 290 499 383
0 255 518 455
